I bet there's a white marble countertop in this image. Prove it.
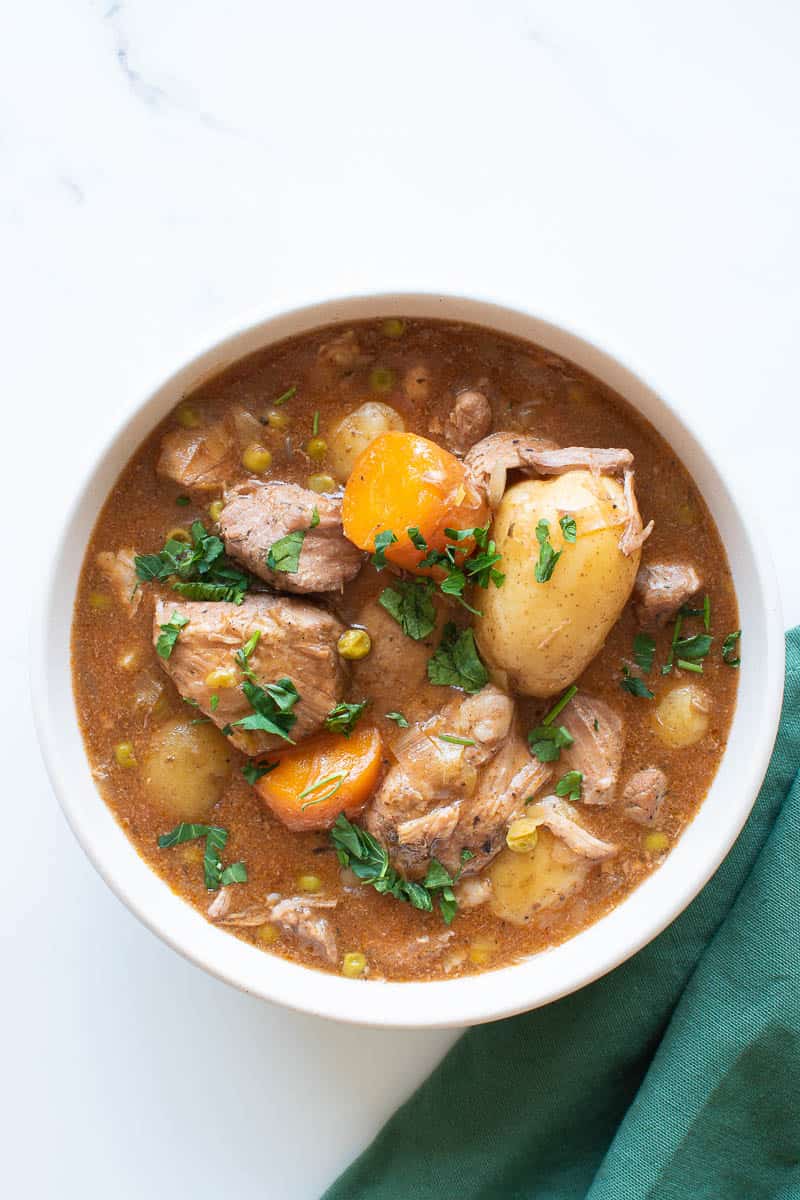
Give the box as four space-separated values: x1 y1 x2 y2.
4 2 800 1197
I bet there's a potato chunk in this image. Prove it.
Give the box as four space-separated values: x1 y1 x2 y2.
475 472 642 696
652 683 711 749
489 829 588 925
328 402 405 482
141 717 233 820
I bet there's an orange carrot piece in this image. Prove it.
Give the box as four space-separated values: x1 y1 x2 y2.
254 726 383 832
342 431 488 572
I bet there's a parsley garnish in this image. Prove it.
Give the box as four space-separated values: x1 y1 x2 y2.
299 771 347 810
528 724 574 762
235 630 261 681
371 529 398 570
231 678 299 742
541 684 578 726
427 623 489 693
425 524 504 605
157 822 247 890
273 386 297 406
242 760 277 785
559 514 577 543
175 495 191 507
674 633 713 661
437 733 476 747
310 506 320 529
220 862 248 885
325 700 368 737
267 530 306 573
633 632 656 674
379 579 437 640
555 769 583 801
330 815 464 924
172 581 249 603
385 711 410 728
722 630 742 667
156 610 189 659
621 665 655 698
135 521 251 604
534 519 562 583
527 686 578 762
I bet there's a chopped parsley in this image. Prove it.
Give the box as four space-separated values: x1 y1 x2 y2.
325 700 368 737
299 771 347 810
673 633 713 660
425 523 505 605
379 579 437 640
541 684 578 726
220 862 248 885
621 665 655 698
427 622 489 693
210 694 219 712
371 529 398 570
267 529 306 573
155 610 188 659
235 630 261 681
528 723 574 762
157 822 247 890
722 630 742 667
437 733 476 747
555 769 583 801
230 678 299 742
527 685 578 762
385 711 410 728
175 495 191 507
267 507 322 573
172 581 249 603
135 521 251 604
241 760 277 785
534 519 562 583
633 632 656 674
330 814 466 924
559 514 577 543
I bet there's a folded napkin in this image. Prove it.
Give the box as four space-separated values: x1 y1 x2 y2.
325 630 800 1200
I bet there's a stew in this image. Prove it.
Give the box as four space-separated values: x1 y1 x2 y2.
72 318 739 981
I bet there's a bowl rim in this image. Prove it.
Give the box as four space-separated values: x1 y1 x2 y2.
32 290 785 1028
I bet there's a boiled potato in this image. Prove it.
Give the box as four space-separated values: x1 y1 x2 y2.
329 402 405 482
141 716 233 820
475 471 641 696
489 829 588 925
653 683 711 748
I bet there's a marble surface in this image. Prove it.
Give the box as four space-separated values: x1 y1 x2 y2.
4 2 800 1197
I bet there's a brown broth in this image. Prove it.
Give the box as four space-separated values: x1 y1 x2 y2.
71 318 738 981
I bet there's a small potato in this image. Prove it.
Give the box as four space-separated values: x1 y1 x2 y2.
142 716 233 820
489 829 588 926
475 472 642 697
652 683 711 749
328 402 405 482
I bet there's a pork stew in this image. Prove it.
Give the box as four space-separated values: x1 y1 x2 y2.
71 318 740 981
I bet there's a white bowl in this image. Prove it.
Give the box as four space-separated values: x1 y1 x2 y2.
32 292 784 1028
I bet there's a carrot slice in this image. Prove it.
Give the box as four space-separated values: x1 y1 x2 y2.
254 725 383 832
342 431 488 572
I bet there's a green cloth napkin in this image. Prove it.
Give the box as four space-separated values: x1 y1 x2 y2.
325 630 800 1200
